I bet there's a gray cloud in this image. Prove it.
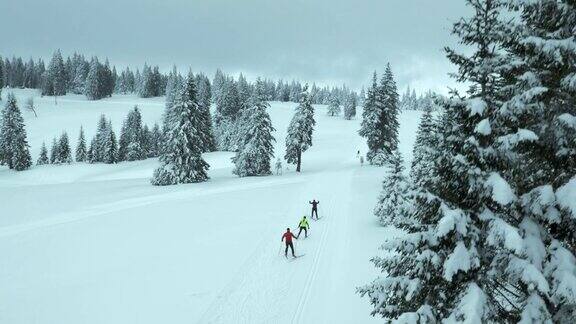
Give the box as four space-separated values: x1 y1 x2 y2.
0 0 469 93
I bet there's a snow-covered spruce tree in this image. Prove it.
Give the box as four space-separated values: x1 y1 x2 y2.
165 66 181 110
213 78 242 151
285 85 315 172
326 94 341 116
89 114 110 163
374 149 411 227
378 64 400 159
49 137 58 164
232 78 276 177
359 66 400 165
410 100 437 188
493 1 576 321
359 1 541 321
151 73 209 185
196 73 216 152
344 92 357 120
57 132 72 164
37 142 49 165
75 126 87 162
84 57 100 100
0 94 32 170
118 106 145 161
148 123 162 157
42 50 67 96
359 72 382 159
103 122 118 164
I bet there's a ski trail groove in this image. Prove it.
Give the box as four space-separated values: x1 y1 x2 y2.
291 196 334 324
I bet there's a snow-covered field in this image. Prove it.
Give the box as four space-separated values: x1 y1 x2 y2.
0 89 421 324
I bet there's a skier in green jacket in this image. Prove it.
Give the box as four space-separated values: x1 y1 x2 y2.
296 216 310 238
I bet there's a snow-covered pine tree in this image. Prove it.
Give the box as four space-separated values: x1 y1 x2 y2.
57 132 72 163
359 72 382 160
378 64 400 158
374 149 411 227
196 73 216 152
148 123 162 157
43 50 67 96
103 122 118 164
232 78 276 177
494 1 576 321
89 114 109 163
0 94 32 171
326 94 341 116
84 57 100 100
75 126 87 162
37 141 49 165
237 73 251 111
49 137 58 164
284 85 315 172
118 106 145 161
344 92 357 120
165 66 180 110
360 1 538 322
151 73 209 185
410 99 437 188
213 78 242 151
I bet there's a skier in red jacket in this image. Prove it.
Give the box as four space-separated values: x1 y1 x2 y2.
281 228 298 258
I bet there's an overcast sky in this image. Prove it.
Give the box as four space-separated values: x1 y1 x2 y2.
0 0 470 94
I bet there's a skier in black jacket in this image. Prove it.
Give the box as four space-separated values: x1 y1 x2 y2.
309 199 319 220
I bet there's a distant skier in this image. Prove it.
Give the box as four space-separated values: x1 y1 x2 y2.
309 199 320 220
296 216 310 238
356 150 360 159
282 228 297 258
360 156 364 166
275 158 283 175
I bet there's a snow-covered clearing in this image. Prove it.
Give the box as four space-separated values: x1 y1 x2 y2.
0 89 421 323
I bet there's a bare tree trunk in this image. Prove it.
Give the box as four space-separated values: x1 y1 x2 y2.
296 149 302 172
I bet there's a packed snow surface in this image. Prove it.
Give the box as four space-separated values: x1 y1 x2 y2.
0 88 421 323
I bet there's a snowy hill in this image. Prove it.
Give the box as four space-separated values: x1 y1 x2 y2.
0 89 421 323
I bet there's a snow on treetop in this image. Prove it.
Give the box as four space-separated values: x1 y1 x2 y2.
474 118 491 135
485 172 517 206
556 176 576 217
466 97 486 116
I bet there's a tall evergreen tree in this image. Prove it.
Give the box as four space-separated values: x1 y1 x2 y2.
232 78 276 177
37 141 49 165
84 57 100 100
0 94 32 170
359 65 400 165
75 126 87 162
285 86 315 172
196 73 216 152
43 50 67 96
373 150 410 227
57 132 72 163
49 137 58 164
103 122 118 164
495 1 576 321
359 1 535 322
151 73 209 185
344 92 357 120
410 100 437 187
326 94 341 116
